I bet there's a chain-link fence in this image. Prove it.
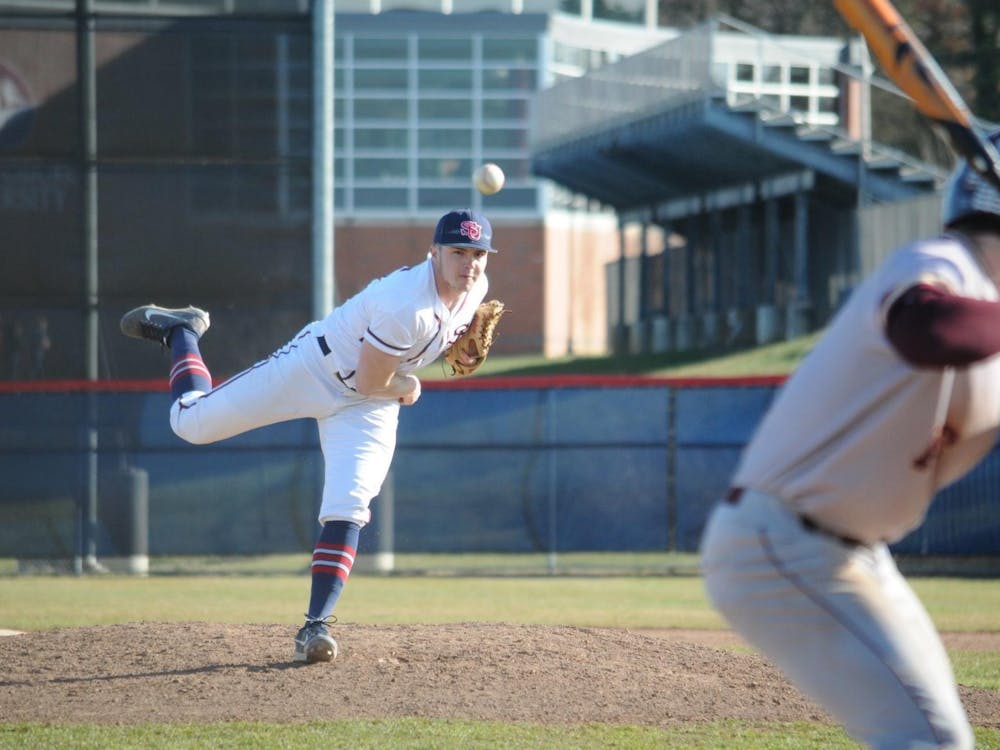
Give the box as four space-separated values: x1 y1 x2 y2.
3 381 999 575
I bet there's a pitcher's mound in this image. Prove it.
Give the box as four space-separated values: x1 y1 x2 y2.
1 622 997 727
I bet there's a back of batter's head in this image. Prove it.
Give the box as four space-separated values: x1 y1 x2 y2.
942 129 1000 235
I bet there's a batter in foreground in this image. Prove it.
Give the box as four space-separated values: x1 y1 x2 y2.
121 209 499 664
701 131 1000 750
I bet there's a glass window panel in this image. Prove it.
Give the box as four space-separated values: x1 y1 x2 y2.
354 128 408 148
482 128 526 148
290 127 313 154
235 129 277 154
355 187 408 208
355 98 408 119
482 37 537 63
418 129 472 148
762 65 782 84
237 36 275 58
482 98 529 119
354 37 408 60
236 171 278 212
760 94 781 109
418 69 474 89
736 63 755 82
418 38 472 61
482 68 536 91
481 187 536 208
419 158 472 179
818 68 836 85
552 42 588 68
593 0 643 24
482 157 529 178
418 98 473 119
354 69 408 89
418 187 473 209
239 67 277 91
818 96 838 113
789 65 810 85
231 0 309 11
789 96 810 113
355 158 408 179
333 0 375 11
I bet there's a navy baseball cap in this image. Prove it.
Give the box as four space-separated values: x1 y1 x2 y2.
433 209 497 253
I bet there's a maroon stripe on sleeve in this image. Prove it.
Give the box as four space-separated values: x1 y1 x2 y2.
366 328 408 352
886 283 1000 367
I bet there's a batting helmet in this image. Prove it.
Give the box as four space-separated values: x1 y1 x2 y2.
942 129 1000 230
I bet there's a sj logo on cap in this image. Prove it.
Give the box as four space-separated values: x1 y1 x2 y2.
460 221 482 241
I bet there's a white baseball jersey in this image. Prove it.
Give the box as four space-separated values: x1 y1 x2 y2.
172 255 488 527
321 255 488 389
733 232 1000 545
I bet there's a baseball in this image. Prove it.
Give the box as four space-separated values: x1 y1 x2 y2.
473 163 505 195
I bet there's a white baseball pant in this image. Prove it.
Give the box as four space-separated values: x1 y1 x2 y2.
700 488 974 750
169 321 398 526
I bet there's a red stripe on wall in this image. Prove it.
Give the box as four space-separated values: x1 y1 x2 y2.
0 373 787 395
0 379 169 393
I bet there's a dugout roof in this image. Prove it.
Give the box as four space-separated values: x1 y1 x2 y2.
530 24 946 215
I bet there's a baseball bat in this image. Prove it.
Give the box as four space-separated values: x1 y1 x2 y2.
834 0 1000 192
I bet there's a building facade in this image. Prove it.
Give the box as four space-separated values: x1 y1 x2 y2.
1 1 922 381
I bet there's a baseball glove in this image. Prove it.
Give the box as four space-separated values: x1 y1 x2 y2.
444 299 507 376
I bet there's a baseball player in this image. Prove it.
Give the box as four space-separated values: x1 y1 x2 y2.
121 209 497 664
700 132 1000 750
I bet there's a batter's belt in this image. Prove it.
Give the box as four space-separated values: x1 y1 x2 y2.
725 487 865 547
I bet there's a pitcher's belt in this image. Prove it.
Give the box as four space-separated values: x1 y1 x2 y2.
725 487 864 547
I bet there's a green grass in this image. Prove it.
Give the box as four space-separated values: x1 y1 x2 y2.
3 719 1000 750
418 331 823 380
0 719 874 750
5 573 998 634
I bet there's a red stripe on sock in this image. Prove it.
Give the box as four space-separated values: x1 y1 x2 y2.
311 561 352 580
170 355 210 378
311 544 356 579
316 542 357 557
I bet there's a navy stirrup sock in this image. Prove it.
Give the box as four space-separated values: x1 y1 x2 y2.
307 520 361 621
167 326 212 400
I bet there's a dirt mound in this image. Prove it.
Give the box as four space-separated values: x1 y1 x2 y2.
1 623 997 727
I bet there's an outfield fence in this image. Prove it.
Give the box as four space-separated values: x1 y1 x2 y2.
2 376 999 575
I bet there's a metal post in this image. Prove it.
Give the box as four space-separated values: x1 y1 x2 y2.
312 0 335 318
372 470 395 573
787 190 810 337
616 218 627 355
76 0 101 575
546 389 558 574
665 387 677 551
638 220 649 352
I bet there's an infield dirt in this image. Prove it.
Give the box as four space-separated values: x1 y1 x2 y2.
1 623 999 727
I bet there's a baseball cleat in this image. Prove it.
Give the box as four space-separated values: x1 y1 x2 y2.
293 619 338 664
120 304 210 345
